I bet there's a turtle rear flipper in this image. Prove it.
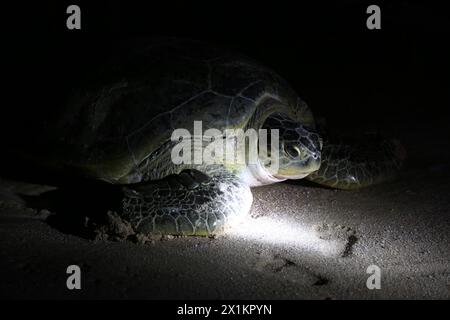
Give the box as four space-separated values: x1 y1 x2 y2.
306 134 406 189
121 169 252 236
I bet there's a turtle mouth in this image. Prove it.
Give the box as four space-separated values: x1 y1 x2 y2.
272 158 321 180
254 157 320 184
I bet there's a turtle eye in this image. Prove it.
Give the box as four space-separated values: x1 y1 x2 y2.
284 144 301 158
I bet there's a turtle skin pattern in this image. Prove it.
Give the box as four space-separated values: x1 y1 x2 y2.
121 170 252 236
306 134 405 189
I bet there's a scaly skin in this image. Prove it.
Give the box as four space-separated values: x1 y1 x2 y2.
121 169 252 236
306 134 406 189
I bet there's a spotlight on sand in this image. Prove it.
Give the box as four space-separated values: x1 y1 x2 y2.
228 216 337 255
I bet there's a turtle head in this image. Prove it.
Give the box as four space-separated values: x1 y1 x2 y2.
261 113 322 180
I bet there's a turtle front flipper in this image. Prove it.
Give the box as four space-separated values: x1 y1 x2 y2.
306 134 406 189
120 169 252 236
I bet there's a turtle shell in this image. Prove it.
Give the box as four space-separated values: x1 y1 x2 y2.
41 38 315 183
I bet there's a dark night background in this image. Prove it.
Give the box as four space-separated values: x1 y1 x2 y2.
3 0 450 156
1 1 450 300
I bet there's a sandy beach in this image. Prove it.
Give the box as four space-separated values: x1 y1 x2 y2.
1 156 449 299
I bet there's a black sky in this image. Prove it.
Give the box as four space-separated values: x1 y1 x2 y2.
3 1 450 151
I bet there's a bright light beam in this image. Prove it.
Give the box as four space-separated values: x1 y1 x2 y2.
228 216 340 256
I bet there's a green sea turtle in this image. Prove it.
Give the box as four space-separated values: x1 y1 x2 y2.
32 39 404 236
